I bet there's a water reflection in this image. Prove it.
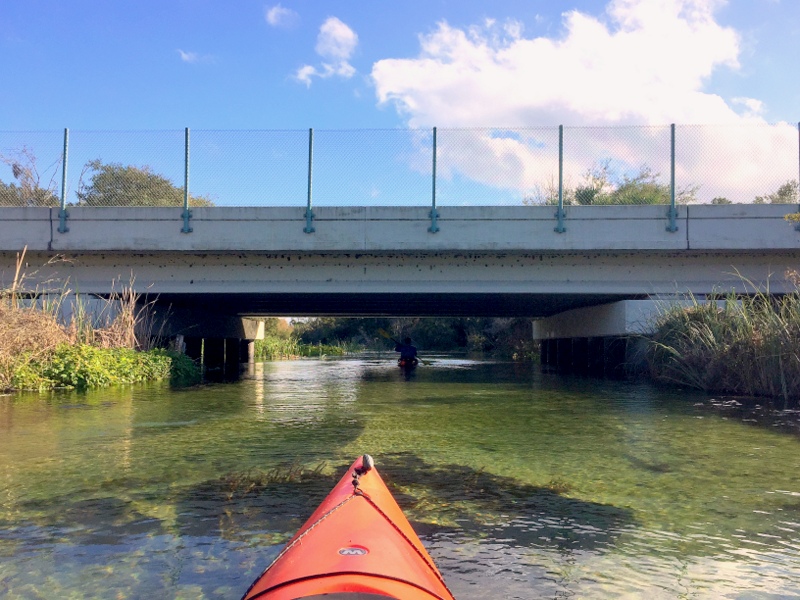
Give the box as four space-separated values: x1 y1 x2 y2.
1 358 800 598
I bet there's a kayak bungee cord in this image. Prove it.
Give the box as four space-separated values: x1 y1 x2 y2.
354 480 455 599
351 454 453 597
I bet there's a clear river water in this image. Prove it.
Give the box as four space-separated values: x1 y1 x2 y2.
1 355 800 599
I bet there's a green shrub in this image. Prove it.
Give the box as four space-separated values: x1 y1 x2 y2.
254 335 301 360
9 345 198 391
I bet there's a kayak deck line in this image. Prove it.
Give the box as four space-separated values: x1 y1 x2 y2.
355 488 452 598
241 455 456 600
242 494 359 598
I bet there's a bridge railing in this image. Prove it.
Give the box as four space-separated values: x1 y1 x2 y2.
1 124 798 233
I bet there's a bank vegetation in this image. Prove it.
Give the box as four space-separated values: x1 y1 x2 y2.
255 316 538 362
647 275 800 401
1 249 200 392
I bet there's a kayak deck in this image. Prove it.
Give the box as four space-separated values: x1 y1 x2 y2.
242 455 454 600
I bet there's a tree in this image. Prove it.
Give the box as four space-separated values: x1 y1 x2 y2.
76 160 214 207
573 160 613 205
0 147 60 207
711 197 732 205
755 180 799 204
528 162 698 207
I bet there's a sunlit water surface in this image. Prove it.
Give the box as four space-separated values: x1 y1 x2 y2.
2 356 800 599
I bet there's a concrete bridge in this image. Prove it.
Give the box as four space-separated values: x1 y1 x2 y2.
2 204 799 374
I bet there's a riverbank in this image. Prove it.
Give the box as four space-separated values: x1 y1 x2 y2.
646 284 800 400
0 297 200 391
253 318 362 361
1 252 200 392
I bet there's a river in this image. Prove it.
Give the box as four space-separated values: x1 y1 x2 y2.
1 355 800 598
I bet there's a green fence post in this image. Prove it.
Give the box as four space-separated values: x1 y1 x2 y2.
666 123 678 232
182 127 193 233
554 125 566 233
304 128 315 233
795 122 800 231
58 128 69 233
429 127 440 233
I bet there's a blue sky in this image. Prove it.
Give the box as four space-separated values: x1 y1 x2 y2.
1 0 798 129
1 0 798 207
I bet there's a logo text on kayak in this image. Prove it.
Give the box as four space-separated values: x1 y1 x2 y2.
338 546 369 556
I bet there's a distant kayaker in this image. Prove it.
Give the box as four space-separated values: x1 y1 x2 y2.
394 337 418 362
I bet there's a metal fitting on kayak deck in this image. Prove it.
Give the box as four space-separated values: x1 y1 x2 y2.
357 454 374 474
352 454 374 490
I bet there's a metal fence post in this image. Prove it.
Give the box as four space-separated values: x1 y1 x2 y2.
304 128 315 234
429 127 440 233
58 128 69 233
182 127 193 233
554 125 566 233
795 121 800 231
666 123 678 232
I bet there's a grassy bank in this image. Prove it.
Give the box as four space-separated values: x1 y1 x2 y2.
253 319 362 360
1 249 201 392
647 285 800 400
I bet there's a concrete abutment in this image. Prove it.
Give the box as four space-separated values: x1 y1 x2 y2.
534 299 669 377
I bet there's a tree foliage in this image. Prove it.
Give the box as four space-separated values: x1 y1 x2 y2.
0 147 60 207
292 316 536 357
77 160 214 207
527 161 698 206
754 180 799 204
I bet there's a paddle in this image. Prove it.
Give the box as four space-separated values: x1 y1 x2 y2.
377 329 431 365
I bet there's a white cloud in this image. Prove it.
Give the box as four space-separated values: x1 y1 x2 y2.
177 49 216 64
370 0 796 203
294 17 358 86
265 4 298 28
372 0 742 127
732 96 764 116
178 49 199 63
316 17 358 61
295 64 317 87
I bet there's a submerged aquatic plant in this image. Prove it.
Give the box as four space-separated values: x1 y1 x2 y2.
220 462 329 500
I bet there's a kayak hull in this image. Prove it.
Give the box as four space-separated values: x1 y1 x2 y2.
242 455 454 600
398 358 419 369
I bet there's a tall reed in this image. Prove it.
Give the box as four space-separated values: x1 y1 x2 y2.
648 279 800 400
1 249 169 390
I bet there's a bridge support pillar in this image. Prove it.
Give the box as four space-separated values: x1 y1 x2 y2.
604 337 628 378
241 340 255 364
540 335 631 377
540 338 550 366
185 337 202 362
572 337 589 374
204 338 226 376
587 337 605 376
224 337 241 379
556 338 571 370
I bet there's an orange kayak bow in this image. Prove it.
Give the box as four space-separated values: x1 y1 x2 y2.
242 454 455 600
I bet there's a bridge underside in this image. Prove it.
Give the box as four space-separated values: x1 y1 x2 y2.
153 291 637 318
2 248 798 323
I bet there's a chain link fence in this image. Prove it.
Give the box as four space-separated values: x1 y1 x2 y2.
1 124 798 208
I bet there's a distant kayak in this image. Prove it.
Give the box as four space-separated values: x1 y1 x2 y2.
241 454 455 600
398 357 419 369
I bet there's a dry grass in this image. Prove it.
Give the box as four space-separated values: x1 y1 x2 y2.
1 247 163 390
